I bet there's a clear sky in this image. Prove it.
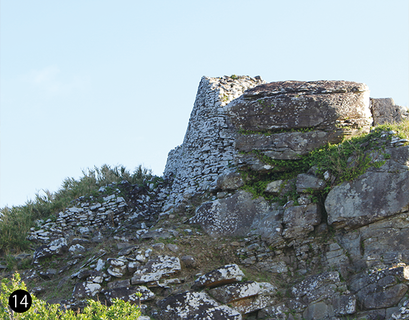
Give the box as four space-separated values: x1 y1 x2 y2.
1 0 408 208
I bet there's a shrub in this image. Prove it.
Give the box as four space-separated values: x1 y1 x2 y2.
0 272 141 319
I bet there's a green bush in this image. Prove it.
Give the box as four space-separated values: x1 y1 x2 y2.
239 118 409 203
0 272 141 319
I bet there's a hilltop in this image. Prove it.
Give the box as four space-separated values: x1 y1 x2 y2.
1 76 409 320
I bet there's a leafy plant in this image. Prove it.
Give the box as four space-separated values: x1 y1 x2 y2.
238 118 409 204
0 272 141 319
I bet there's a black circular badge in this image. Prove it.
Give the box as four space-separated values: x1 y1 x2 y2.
9 290 32 313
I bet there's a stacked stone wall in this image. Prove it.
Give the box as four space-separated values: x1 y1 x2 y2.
162 75 264 211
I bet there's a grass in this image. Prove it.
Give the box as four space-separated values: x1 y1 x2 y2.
0 164 153 257
239 118 409 204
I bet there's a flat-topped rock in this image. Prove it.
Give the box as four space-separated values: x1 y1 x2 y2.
131 255 181 285
158 291 241 320
192 264 245 289
228 80 372 133
243 80 368 98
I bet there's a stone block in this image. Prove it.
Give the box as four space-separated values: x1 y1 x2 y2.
325 149 409 229
131 255 181 285
209 281 260 303
192 264 244 289
229 80 372 133
33 238 68 263
189 190 271 237
303 301 333 320
296 173 326 193
158 291 241 320
103 285 155 304
216 171 244 190
292 271 340 304
357 283 408 310
72 281 101 299
371 97 409 125
282 203 321 239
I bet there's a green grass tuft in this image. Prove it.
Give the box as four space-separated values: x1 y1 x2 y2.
0 164 153 256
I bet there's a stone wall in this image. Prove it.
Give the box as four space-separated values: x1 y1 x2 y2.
162 75 264 212
163 78 409 216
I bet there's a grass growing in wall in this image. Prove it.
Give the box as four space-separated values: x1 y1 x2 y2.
240 118 409 204
0 164 153 256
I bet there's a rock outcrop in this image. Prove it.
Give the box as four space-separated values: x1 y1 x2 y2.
2 75 409 320
371 97 409 125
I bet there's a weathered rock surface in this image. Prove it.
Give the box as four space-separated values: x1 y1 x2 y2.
216 170 244 190
325 146 409 229
102 285 155 304
235 130 344 160
158 291 241 320
131 255 181 285
209 281 261 303
371 97 409 125
72 281 102 299
7 76 409 320
192 264 245 289
33 238 68 264
228 80 373 172
282 202 321 239
296 173 326 193
189 190 271 237
229 80 372 132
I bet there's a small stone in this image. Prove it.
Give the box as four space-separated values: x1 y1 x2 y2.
95 259 105 272
152 243 165 251
166 244 179 252
69 244 86 254
181 255 196 268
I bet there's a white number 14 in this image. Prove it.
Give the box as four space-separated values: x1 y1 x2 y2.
13 294 28 308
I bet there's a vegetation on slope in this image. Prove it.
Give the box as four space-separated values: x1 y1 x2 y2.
0 272 141 319
0 164 154 256
239 118 409 205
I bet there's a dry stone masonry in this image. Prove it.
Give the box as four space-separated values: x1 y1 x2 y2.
3 75 409 319
163 75 264 212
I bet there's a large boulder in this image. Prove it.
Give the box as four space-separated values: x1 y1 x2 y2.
325 146 409 229
216 171 244 190
189 190 271 237
248 205 285 247
209 281 277 314
350 266 409 310
228 80 372 171
228 80 372 133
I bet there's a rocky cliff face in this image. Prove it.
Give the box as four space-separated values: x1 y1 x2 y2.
2 76 409 320
164 76 409 319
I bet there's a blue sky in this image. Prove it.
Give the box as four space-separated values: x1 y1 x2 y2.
1 0 408 208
